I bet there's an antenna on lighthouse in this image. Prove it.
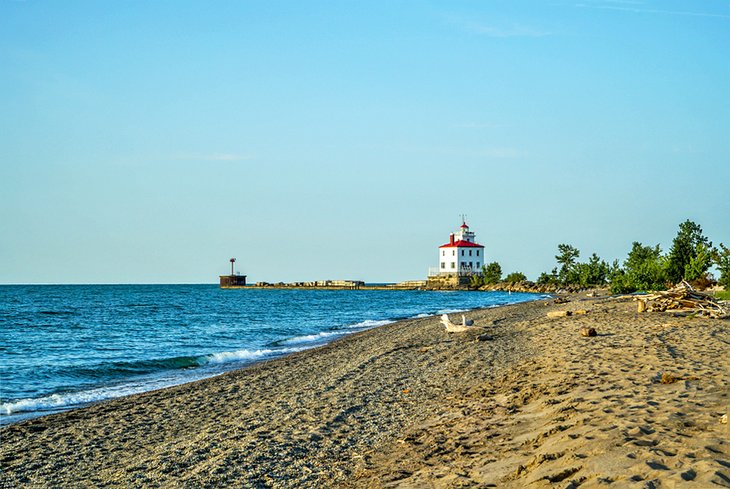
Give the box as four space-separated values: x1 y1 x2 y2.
230 257 236 275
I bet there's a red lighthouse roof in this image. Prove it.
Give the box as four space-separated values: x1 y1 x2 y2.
439 240 483 248
460 222 469 228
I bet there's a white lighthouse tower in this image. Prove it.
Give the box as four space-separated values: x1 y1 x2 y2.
437 219 485 275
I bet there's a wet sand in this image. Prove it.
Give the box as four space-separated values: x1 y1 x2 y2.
1 294 728 488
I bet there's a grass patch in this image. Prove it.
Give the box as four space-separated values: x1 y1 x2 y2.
714 290 730 300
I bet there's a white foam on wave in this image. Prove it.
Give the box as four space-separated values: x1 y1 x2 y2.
280 331 345 345
346 319 395 329
410 313 431 319
1 380 171 416
1 347 305 417
204 347 304 364
280 320 397 346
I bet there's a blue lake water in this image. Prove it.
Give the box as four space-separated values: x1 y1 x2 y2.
0 285 545 424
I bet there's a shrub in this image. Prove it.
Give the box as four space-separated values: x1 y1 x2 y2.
684 243 712 282
540 245 608 287
504 272 527 283
577 253 610 286
666 220 712 284
715 289 730 300
556 244 580 285
713 243 730 290
482 262 502 284
609 242 668 294
537 268 559 285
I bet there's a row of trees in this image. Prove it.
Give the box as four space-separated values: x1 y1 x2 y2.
465 220 727 293
534 220 729 293
535 245 611 288
469 262 527 288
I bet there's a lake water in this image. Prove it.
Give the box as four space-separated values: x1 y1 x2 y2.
0 285 545 424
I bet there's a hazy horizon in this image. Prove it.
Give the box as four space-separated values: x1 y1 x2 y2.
2 1 728 284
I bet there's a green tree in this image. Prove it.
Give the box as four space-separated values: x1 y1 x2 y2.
556 244 580 285
578 253 610 286
610 242 668 293
469 274 483 288
684 243 712 282
537 268 559 286
712 243 730 289
504 272 527 283
482 262 502 284
666 220 712 284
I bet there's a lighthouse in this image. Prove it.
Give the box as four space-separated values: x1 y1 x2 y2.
219 258 247 288
437 220 485 275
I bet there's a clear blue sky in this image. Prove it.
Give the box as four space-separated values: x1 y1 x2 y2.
1 0 728 284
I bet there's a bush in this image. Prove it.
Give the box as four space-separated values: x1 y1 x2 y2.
577 253 610 287
537 268 558 286
556 244 580 285
469 274 483 288
713 243 730 290
504 272 527 283
666 220 712 284
609 242 668 294
539 245 608 287
482 262 502 284
715 289 730 300
684 243 712 282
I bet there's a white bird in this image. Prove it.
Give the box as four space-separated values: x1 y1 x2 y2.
440 314 473 333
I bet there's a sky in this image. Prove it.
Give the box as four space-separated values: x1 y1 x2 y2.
1 0 728 284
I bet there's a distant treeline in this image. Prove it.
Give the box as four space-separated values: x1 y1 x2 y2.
470 220 729 293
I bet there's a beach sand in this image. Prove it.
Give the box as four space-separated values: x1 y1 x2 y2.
1 294 728 487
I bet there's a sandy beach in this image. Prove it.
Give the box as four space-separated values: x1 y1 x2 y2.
1 293 728 488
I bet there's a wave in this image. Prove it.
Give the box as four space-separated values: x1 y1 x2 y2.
344 319 395 329
269 319 397 347
53 355 205 380
277 331 345 345
63 346 310 380
1 347 307 417
204 347 303 364
2 384 148 416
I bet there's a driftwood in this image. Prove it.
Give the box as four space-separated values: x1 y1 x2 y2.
440 314 477 333
635 281 728 319
547 310 572 318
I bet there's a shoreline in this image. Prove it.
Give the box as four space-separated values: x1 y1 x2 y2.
2 293 728 487
0 292 545 426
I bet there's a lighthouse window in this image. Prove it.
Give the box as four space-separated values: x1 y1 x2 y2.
451 262 455 269
442 250 445 256
476 261 480 268
461 250 464 256
469 250 472 256
441 262 445 269
452 250 455 256
477 250 480 256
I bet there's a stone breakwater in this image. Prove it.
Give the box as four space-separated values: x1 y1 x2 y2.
425 277 592 294
480 281 593 294
224 280 428 290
